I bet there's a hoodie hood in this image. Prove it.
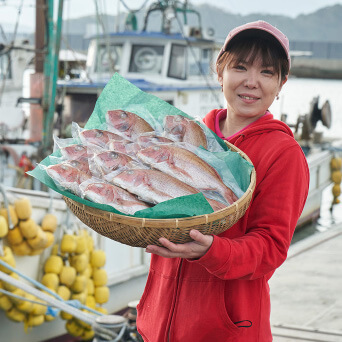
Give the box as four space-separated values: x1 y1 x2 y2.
203 109 293 146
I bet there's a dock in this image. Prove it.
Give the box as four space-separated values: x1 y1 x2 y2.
270 224 342 341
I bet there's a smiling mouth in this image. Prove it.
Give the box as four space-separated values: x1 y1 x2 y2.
239 95 259 100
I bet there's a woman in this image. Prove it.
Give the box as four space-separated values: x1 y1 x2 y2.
136 21 309 342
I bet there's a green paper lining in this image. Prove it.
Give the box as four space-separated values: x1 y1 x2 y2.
29 73 254 219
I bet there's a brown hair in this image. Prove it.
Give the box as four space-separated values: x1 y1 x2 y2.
216 34 289 82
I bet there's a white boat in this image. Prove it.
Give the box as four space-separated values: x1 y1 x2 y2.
56 2 341 230
56 2 223 131
0 2 341 341
0 185 148 342
0 39 35 143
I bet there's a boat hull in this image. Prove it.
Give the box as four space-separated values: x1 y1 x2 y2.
0 186 148 342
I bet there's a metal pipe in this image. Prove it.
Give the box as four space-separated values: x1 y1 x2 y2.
43 0 64 153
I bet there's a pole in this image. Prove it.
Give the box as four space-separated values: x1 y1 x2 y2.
35 0 45 73
42 0 64 154
42 0 53 119
28 0 46 143
43 0 64 152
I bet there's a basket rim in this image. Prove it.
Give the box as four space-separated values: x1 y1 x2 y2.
63 142 256 229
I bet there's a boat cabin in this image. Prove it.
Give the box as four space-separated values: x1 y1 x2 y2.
57 30 223 133
87 31 217 85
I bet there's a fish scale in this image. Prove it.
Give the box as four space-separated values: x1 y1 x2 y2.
136 144 238 205
80 129 124 148
106 109 154 140
84 182 150 215
164 115 208 148
110 169 200 204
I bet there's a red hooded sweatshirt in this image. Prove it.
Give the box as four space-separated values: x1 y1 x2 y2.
136 109 309 342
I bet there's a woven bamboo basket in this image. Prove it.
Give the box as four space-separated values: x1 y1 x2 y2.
63 142 256 248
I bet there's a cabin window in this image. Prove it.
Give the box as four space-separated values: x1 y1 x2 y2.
0 53 12 80
95 44 122 74
129 45 164 74
188 47 211 76
168 44 186 79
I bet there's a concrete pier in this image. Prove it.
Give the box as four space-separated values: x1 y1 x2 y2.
270 224 342 341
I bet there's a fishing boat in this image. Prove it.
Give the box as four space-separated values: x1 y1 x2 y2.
57 1 223 132
56 0 342 228
0 39 35 143
0 1 341 341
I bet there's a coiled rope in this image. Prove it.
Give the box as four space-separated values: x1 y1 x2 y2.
0 259 117 340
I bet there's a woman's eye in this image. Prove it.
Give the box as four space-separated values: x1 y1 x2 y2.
234 65 246 70
262 69 274 75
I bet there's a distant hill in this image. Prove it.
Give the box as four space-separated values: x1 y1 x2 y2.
59 3 342 43
2 3 342 44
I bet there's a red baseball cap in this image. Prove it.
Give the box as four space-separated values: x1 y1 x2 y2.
217 20 291 68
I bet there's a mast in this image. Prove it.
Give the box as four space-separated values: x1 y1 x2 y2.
42 0 64 154
142 0 202 35
29 0 63 158
27 0 46 146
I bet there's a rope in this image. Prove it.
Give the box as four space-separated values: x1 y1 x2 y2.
0 258 101 316
0 0 24 106
0 288 50 307
174 13 223 109
0 183 14 229
0 270 117 339
119 0 149 13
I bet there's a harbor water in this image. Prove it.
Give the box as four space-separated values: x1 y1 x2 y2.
270 77 342 242
269 77 342 140
268 78 342 341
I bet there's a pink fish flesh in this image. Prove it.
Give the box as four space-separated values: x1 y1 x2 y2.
46 163 91 195
92 150 142 176
84 182 150 215
163 115 208 148
107 140 141 156
136 144 238 205
110 169 200 204
106 109 154 139
60 144 89 160
136 133 174 147
80 129 125 148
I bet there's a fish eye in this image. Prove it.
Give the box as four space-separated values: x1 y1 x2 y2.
127 170 135 175
171 126 183 134
120 123 130 131
152 146 160 151
96 130 104 138
120 111 128 118
110 152 119 159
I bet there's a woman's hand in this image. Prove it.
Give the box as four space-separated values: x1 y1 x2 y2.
145 229 213 259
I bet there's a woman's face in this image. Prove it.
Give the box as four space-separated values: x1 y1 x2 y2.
218 54 287 122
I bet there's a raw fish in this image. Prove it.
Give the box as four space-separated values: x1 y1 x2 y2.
60 144 88 160
136 133 174 147
164 115 207 148
46 163 91 195
111 169 200 204
66 157 91 174
106 109 154 139
92 151 143 176
84 182 150 215
136 144 238 205
80 129 124 148
107 140 141 156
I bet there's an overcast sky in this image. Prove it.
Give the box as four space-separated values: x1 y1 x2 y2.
1 0 342 31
